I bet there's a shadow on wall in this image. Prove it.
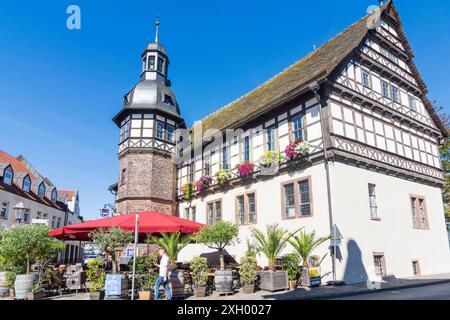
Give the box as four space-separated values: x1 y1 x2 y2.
342 239 368 284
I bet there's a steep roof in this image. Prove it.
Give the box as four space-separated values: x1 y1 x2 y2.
58 190 76 201
196 0 447 137
0 150 36 180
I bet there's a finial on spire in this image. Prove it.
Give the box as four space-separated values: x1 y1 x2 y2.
155 16 160 43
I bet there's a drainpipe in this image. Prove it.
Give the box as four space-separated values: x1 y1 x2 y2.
308 80 336 282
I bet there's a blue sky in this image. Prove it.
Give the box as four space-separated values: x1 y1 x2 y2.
0 0 449 221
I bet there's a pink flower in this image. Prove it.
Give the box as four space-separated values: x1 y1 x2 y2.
236 162 254 177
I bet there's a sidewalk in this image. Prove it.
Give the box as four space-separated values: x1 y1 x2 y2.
187 273 450 300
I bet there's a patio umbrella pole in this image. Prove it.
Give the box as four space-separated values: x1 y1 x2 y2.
131 212 139 300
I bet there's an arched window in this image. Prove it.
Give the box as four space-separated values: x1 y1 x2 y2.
51 189 57 203
3 166 13 185
22 175 31 192
38 182 46 198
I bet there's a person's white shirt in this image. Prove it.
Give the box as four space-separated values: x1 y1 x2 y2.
159 254 170 278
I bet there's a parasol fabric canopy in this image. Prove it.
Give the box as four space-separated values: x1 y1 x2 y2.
49 211 205 241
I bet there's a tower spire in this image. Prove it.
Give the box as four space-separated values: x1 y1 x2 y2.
155 16 160 43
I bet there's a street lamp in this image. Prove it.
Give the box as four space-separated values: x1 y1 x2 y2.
13 202 28 224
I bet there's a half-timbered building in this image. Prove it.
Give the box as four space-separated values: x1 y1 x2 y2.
113 1 450 283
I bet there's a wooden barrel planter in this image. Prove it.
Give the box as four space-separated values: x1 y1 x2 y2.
214 270 233 295
0 272 10 297
14 274 35 300
170 270 185 298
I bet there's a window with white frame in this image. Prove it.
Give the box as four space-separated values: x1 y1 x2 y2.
221 146 229 170
148 55 156 70
3 166 13 185
156 121 165 140
1 202 9 219
362 71 371 88
292 114 304 141
266 127 276 151
166 125 175 142
408 96 417 112
243 136 251 162
368 184 379 219
236 192 257 226
391 86 401 103
381 81 390 98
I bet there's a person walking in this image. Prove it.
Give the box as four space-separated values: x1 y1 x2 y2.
154 247 172 300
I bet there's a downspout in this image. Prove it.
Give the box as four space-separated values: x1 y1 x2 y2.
308 80 336 282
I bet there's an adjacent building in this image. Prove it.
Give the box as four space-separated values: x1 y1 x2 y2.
0 150 83 263
112 1 450 283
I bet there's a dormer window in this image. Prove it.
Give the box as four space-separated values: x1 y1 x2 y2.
163 94 174 106
148 55 156 70
23 175 31 192
38 182 46 198
3 166 13 185
51 189 57 203
157 57 165 73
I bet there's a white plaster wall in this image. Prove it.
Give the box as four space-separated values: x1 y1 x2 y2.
329 162 450 283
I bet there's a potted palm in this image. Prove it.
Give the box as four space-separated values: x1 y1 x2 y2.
193 221 239 295
239 252 257 294
86 258 106 300
190 257 208 297
288 230 330 287
147 233 191 297
250 225 298 292
282 253 300 290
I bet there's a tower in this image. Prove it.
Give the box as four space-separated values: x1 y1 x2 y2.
113 18 185 215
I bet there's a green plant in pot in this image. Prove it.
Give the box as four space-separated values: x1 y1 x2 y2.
239 252 257 294
86 258 106 300
250 225 299 292
193 221 239 294
283 253 300 290
190 257 208 297
129 255 158 300
288 230 330 287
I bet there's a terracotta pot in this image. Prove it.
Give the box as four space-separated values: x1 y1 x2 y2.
193 286 206 298
288 280 298 290
138 290 154 300
242 284 255 294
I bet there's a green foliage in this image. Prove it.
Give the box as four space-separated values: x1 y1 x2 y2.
190 257 208 287
259 151 284 168
182 183 194 201
193 221 239 270
0 225 65 274
86 258 105 292
282 253 300 281
288 230 330 267
146 233 191 264
128 254 158 291
250 224 297 270
439 114 450 222
215 169 232 185
89 227 133 273
239 252 257 285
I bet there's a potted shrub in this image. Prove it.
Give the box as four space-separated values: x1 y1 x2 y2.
190 257 208 297
239 252 257 294
193 221 239 294
86 258 106 300
215 169 232 185
129 254 158 300
147 233 191 297
288 230 330 287
250 225 299 292
282 253 300 290
236 161 255 178
195 175 213 192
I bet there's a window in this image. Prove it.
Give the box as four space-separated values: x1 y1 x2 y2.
166 125 175 142
1 202 9 219
23 175 31 192
38 183 46 198
51 216 56 229
381 82 390 98
3 166 13 185
51 189 57 203
236 192 257 226
389 52 399 64
292 114 304 141
156 121 165 140
221 146 229 170
188 162 195 183
380 47 389 58
362 71 371 88
411 196 429 230
57 217 62 228
36 211 42 219
120 121 130 142
23 210 30 224
408 96 417 112
148 56 155 70
243 136 251 162
373 253 386 277
207 200 222 225
391 86 400 103
282 178 312 219
184 207 196 221
368 184 379 220
191 207 196 222
157 57 165 73
266 127 276 151
121 168 127 186
163 94 174 106
43 212 48 219
412 261 421 276
203 157 211 176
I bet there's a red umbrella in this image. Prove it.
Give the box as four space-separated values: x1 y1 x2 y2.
49 211 205 241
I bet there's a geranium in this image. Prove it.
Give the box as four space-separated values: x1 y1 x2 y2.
236 161 254 177
216 169 232 185
285 138 310 159
195 175 212 192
